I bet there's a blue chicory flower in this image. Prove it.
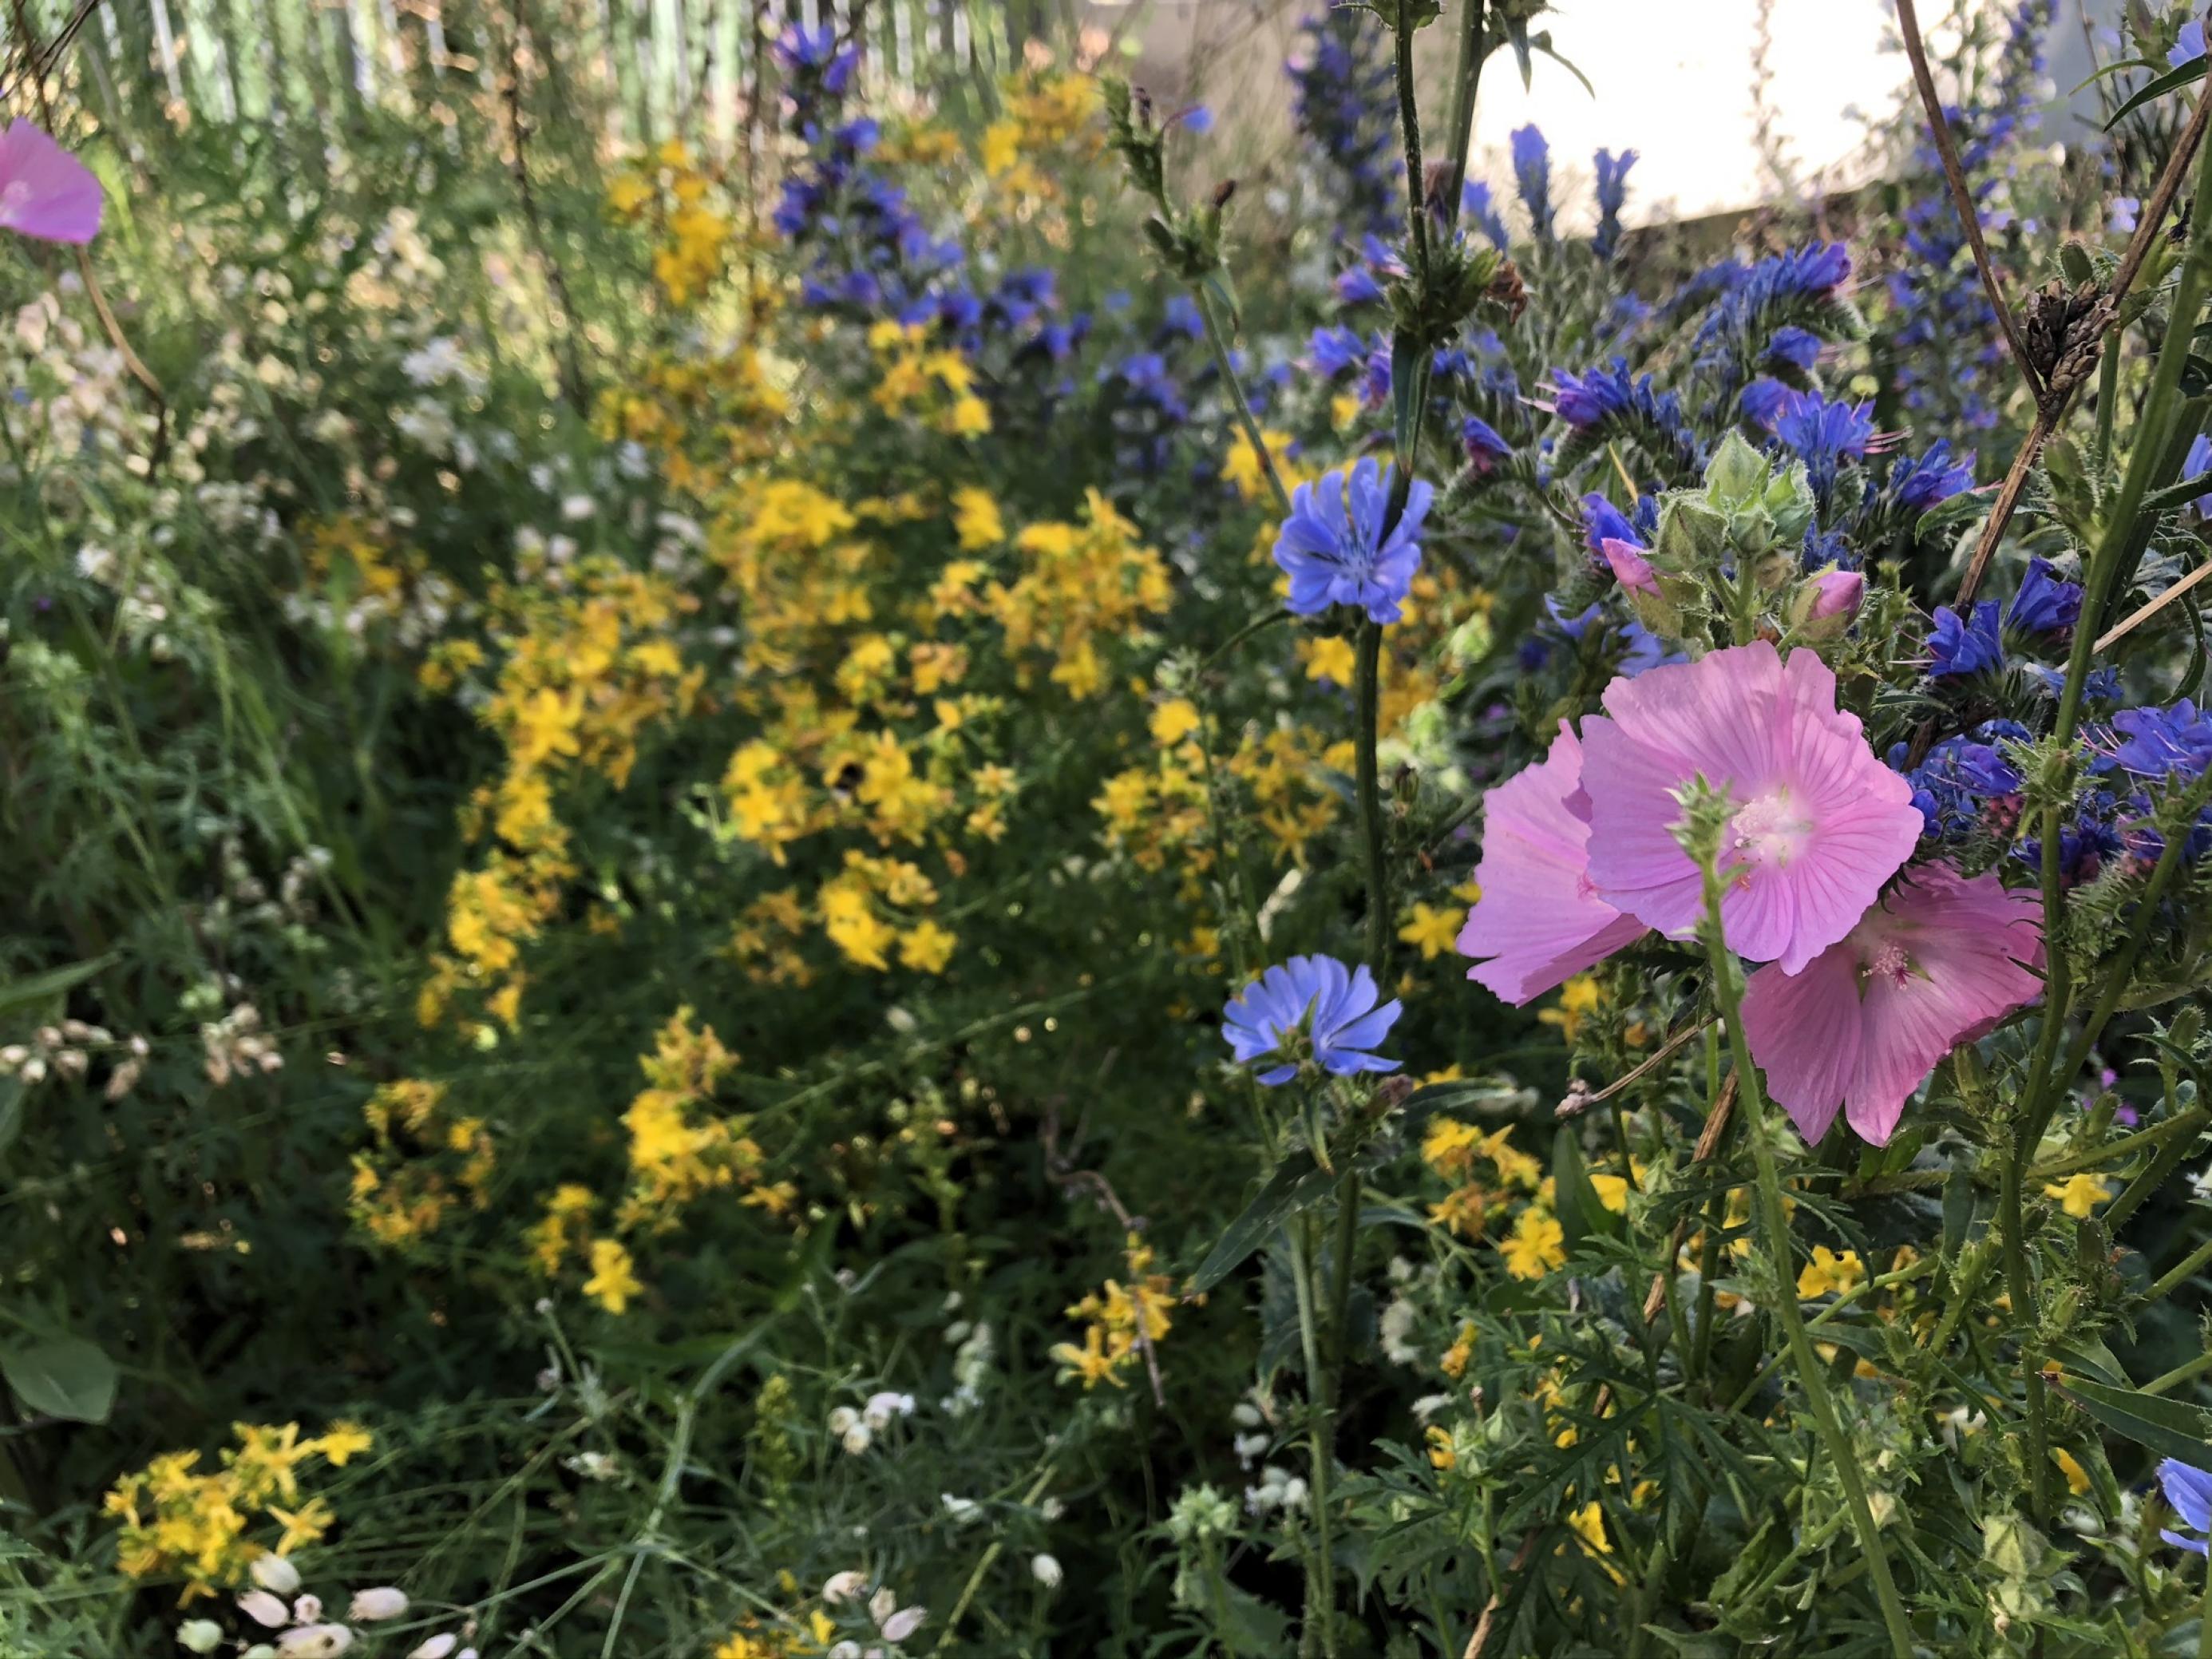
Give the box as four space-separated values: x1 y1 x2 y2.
2173 18 2206 69
1222 954 1402 1085
2160 1458 2212 1554
1273 457 1434 624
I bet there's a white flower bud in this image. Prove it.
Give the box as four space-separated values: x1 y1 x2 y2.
1030 1554 1062 1589
841 1422 873 1455
350 1588 408 1621
861 1391 913 1430
868 1587 897 1625
177 1619 225 1653
827 1645 863 1659
275 1627 354 1657
826 1407 860 1435
878 1606 926 1643
238 1590 291 1628
0 1045 28 1071
251 1554 302 1594
291 1594 323 1624
821 1571 868 1606
407 1636 459 1659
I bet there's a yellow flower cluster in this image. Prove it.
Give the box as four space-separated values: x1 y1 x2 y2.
1050 1234 1180 1388
979 70 1101 202
419 554 702 1031
609 139 737 308
596 340 793 489
868 319 991 438
104 1421 370 1598
983 489 1170 699
523 1010 796 1315
347 1078 495 1249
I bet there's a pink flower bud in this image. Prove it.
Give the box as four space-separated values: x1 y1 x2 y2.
1599 537 1660 597
1807 568 1864 620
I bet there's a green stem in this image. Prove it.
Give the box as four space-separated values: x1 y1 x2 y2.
1438 0 1489 221
1698 877 1913 1659
2001 1134 2053 1522
1355 620 1389 969
1193 283 1292 517
2146 1345 2212 1398
2151 1233 2212 1303
2028 1103 2211 1183
1290 1211 1339 1659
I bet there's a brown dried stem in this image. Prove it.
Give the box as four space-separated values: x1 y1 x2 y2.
1892 0 2045 406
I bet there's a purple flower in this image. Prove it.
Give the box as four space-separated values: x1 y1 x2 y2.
1180 105 1215 134
1511 125 1553 240
1223 955 1402 1085
2172 18 2206 69
1272 457 1433 624
1334 264 1385 306
1929 600 2004 678
1581 492 1641 552
2160 1459 2212 1554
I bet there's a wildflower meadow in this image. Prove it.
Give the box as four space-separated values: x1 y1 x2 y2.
18 0 2212 1652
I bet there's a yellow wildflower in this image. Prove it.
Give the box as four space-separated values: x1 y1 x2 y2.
584 1237 643 1314
1397 902 1463 960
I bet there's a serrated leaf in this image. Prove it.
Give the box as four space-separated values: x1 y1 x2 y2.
1186 1153 1335 1296
2057 1375 2212 1468
1 1336 118 1423
2107 54 2206 130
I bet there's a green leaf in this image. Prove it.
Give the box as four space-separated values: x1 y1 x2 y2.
2071 56 2161 97
0 1336 118 1423
1551 1126 1616 1250
2107 55 2206 130
2056 1375 2212 1467
1187 1154 1336 1296
2048 1338 2131 1390
0 954 119 1022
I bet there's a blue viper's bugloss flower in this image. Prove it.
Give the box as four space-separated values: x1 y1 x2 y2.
1335 265 1385 306
2008 557 2080 634
2110 700 2212 779
1774 390 1873 504
1462 180 1510 250
1222 954 1402 1085
1929 600 2004 677
1511 125 1554 240
2160 1459 2212 1554
1308 325 1367 377
1462 415 1512 471
1739 377 1793 430
1581 491 1641 553
777 23 860 93
1892 441 1977 511
1181 105 1215 133
1767 325 1821 370
1593 148 1636 259
1274 457 1433 624
1890 719 2027 837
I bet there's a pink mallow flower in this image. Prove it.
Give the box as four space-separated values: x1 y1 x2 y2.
0 121 103 245
1581 641 1923 974
1458 721 1648 1003
1740 863 2044 1145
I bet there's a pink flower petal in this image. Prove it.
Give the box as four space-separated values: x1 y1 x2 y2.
1459 721 1648 1004
0 121 103 245
1581 642 1921 973
1741 864 2044 1146
1600 537 1659 596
